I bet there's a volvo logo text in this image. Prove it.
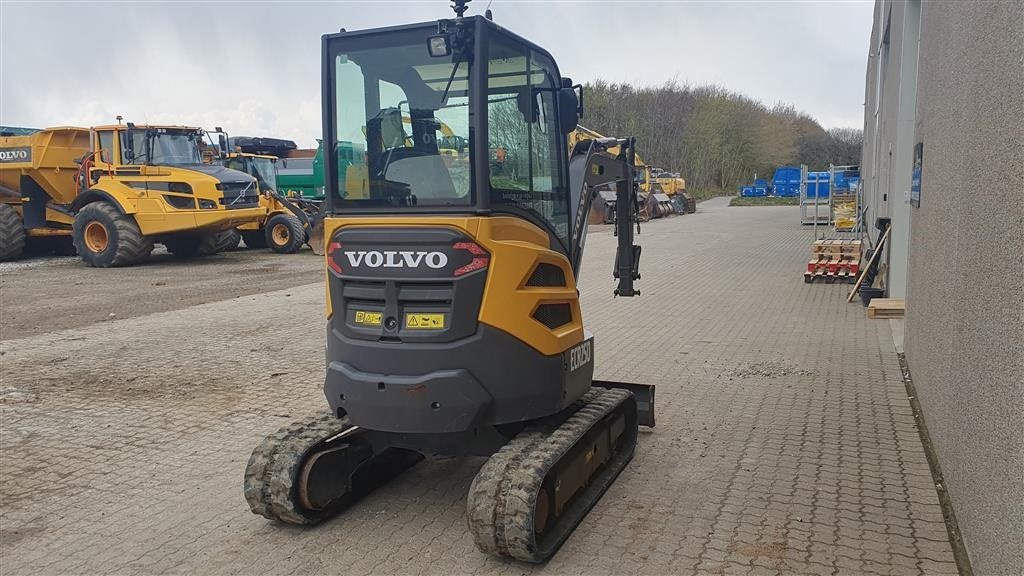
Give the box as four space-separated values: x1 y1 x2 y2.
0 148 30 163
344 250 448 269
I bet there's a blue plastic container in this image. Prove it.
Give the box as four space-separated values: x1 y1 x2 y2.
740 185 756 197
807 172 831 198
772 166 801 197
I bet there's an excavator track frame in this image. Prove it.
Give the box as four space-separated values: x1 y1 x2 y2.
466 387 638 563
244 412 423 525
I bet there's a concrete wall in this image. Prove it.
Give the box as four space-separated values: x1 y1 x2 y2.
893 1 1024 575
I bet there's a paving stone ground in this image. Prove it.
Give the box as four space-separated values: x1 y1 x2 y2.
0 197 957 575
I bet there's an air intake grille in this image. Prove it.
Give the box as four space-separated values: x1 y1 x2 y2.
532 303 573 329
526 263 566 287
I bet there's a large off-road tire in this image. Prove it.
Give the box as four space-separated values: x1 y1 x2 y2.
0 203 27 261
72 202 153 267
163 231 235 258
240 229 268 249
265 214 305 254
222 229 242 251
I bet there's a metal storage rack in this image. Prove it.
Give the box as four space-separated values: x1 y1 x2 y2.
829 164 860 232
800 164 830 228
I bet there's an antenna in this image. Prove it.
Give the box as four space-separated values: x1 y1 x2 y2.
451 0 470 17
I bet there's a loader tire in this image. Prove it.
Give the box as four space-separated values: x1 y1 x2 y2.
241 229 268 249
0 203 26 261
72 202 153 267
265 214 304 254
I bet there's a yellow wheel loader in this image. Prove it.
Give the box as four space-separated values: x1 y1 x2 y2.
223 152 320 253
0 123 265 266
244 1 655 563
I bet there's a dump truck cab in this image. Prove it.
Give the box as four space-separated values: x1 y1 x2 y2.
82 124 263 222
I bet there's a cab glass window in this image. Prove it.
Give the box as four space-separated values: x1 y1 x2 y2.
97 131 115 163
487 38 566 246
332 31 472 208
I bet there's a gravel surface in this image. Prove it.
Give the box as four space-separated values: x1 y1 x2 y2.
0 246 322 340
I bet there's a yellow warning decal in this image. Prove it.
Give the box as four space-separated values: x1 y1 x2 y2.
353 310 383 327
405 313 446 329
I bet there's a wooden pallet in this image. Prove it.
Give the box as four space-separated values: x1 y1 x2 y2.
867 298 905 319
805 255 860 283
805 239 862 284
811 239 862 256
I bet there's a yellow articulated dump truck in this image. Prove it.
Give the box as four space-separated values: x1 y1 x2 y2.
0 123 265 266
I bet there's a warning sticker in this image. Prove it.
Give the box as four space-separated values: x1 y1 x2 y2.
353 310 383 327
405 313 446 330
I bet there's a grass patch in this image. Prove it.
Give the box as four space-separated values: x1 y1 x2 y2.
686 188 731 202
729 196 799 207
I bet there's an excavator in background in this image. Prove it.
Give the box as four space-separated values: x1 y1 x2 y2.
244 1 655 563
570 125 679 221
0 123 262 265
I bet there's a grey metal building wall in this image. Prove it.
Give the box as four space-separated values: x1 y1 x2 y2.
899 2 1024 575
860 0 920 298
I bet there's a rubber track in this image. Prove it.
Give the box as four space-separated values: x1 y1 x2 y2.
0 203 26 261
243 412 356 525
74 202 153 267
466 387 637 563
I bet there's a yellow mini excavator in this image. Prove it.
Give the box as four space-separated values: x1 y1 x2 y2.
245 1 655 563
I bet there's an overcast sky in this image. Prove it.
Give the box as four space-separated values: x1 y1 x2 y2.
0 1 873 147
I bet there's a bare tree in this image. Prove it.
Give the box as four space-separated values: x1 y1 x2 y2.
581 80 863 196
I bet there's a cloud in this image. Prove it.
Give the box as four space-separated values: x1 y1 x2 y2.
1 1 873 144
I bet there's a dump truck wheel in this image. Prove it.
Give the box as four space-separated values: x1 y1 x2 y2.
265 214 304 254
240 229 268 249
0 203 27 261
164 231 233 257
72 202 153 267
211 230 240 253
222 229 242 251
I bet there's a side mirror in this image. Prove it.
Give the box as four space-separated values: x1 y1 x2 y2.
218 134 228 156
557 87 579 134
124 125 135 162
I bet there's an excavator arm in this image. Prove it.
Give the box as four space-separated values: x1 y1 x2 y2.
567 136 641 296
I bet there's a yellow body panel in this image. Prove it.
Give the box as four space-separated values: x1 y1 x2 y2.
0 127 90 204
323 215 582 356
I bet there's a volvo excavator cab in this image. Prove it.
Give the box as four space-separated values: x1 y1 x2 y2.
245 3 654 563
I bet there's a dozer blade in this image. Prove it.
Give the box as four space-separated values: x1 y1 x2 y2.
467 387 639 563
592 380 655 427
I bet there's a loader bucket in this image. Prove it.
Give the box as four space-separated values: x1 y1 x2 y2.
308 218 325 255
